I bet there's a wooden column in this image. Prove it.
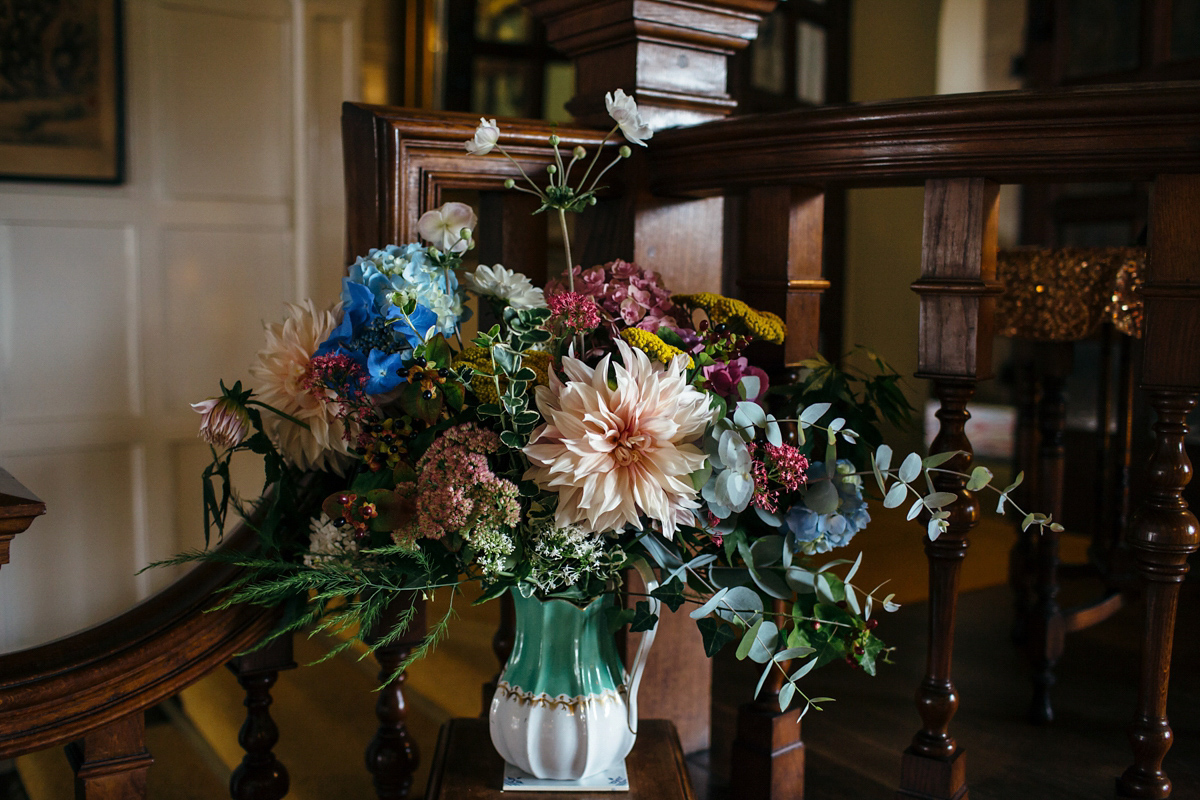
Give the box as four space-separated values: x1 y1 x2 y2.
1007 347 1041 644
725 185 826 799
0 468 45 571
899 177 1000 800
67 714 153 800
228 634 295 800
1116 174 1200 800
524 0 777 757
366 592 426 800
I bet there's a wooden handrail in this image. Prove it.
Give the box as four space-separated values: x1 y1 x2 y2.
651 82 1200 195
0 523 278 759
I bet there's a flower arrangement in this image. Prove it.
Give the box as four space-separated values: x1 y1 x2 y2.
176 90 1062 721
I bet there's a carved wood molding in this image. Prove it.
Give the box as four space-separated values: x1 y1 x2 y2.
651 83 1200 195
0 468 45 569
343 104 613 262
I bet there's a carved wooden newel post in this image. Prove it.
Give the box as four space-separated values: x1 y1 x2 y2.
899 178 1000 800
729 185 828 798
1116 173 1200 800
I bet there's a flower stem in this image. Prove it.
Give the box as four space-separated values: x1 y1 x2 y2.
246 400 311 431
578 125 618 190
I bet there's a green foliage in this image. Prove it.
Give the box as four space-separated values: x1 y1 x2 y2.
772 347 916 469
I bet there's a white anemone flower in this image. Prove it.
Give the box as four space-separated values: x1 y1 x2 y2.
465 117 500 155
605 89 653 147
464 264 546 310
417 202 477 254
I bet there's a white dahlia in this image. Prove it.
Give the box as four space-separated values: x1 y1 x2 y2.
523 340 713 537
249 300 354 474
463 264 546 310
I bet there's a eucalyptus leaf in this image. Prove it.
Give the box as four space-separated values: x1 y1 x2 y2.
714 585 764 626
778 681 796 712
749 536 785 568
883 482 908 509
845 551 863 583
924 491 957 509
804 480 840 515
898 452 922 483
966 465 993 491
773 646 816 662
785 566 817 594
922 450 959 469
736 619 763 660
799 402 831 426
906 497 925 521
746 620 780 663
689 586 731 620
875 444 893 473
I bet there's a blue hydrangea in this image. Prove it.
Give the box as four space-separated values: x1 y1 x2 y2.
348 244 465 337
785 459 871 554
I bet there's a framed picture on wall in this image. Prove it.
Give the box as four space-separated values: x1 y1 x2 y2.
0 0 125 183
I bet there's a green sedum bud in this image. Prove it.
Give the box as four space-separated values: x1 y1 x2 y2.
547 164 557 174
504 178 515 189
619 145 632 158
548 134 560 146
573 146 586 159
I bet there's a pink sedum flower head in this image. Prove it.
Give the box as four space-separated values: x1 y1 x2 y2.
523 339 713 538
465 117 499 155
249 300 355 474
417 202 477 254
605 89 653 147
192 396 250 450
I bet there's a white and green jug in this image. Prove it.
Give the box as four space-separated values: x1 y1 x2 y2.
488 588 658 780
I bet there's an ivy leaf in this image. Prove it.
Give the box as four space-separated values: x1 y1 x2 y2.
697 617 738 656
651 577 687 612
629 600 659 633
857 634 886 676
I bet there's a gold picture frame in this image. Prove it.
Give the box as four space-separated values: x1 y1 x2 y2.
0 0 124 183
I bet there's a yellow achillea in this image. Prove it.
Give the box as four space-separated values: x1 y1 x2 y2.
672 292 787 344
452 346 551 404
619 327 694 368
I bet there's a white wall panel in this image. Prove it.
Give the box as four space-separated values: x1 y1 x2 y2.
0 0 361 652
156 3 292 201
0 224 136 422
0 447 139 652
160 228 294 410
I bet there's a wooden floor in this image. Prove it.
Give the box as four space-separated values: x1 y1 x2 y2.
701 582 1200 800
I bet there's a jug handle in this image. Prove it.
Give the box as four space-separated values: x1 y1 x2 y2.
626 559 660 735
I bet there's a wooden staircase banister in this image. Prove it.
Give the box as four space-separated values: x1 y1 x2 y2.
651 81 1200 194
0 522 280 760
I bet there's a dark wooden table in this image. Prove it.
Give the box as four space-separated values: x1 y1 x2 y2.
424 718 696 799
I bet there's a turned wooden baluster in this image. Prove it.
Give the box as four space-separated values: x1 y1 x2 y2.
366 592 426 800
66 714 154 800
728 184 827 799
899 177 1000 800
1007 349 1040 644
228 634 295 800
1116 173 1200 800
1027 346 1070 724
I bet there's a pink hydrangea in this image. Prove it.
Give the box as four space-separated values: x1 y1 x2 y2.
398 423 520 543
546 259 685 334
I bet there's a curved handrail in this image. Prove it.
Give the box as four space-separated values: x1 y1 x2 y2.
0 523 279 759
651 82 1200 195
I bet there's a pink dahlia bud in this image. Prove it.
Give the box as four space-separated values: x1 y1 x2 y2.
192 396 251 449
